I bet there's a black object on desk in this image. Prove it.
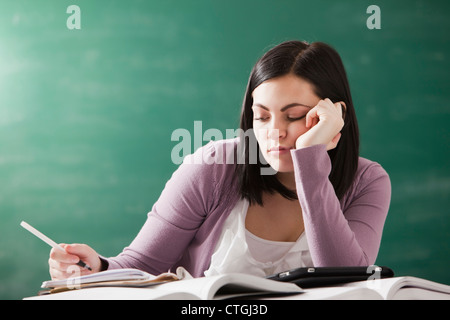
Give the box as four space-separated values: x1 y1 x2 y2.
266 266 395 288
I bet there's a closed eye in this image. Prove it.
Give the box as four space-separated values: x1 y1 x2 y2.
254 117 269 121
287 115 306 121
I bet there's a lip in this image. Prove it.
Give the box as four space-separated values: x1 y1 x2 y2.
268 146 293 154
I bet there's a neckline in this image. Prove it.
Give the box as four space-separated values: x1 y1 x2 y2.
245 228 298 246
241 198 304 245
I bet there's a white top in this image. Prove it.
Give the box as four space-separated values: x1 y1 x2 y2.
204 198 312 278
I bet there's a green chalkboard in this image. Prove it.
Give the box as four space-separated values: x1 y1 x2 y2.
0 0 449 299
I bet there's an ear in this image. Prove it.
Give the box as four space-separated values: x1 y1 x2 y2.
338 101 347 120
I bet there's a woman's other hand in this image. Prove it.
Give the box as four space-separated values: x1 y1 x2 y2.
295 98 345 150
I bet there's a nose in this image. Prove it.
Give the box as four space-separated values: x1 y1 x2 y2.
267 128 281 141
267 117 287 141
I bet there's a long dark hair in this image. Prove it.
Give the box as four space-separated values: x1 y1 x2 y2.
236 40 359 205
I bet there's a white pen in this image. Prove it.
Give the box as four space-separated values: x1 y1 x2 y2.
20 221 92 271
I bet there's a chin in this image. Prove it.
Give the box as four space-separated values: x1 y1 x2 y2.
266 159 294 173
274 166 295 173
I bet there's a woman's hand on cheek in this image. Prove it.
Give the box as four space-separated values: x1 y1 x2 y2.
295 98 345 151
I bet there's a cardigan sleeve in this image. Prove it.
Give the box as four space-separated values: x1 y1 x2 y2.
291 145 391 266
102 142 220 275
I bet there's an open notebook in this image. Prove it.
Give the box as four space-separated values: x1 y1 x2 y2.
41 267 190 293
35 267 303 299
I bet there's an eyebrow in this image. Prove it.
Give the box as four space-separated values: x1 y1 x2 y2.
252 102 313 111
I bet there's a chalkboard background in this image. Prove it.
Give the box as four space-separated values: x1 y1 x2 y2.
0 0 448 299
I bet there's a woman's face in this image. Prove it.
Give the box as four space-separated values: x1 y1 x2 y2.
252 74 321 173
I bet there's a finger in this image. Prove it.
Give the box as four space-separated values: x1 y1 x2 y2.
48 259 81 280
321 98 341 114
319 98 337 111
337 101 347 120
48 256 74 271
327 132 342 151
50 246 80 264
311 115 319 128
49 267 67 281
65 243 91 260
306 106 319 128
334 102 343 118
49 259 76 280
332 132 342 144
65 243 99 271
48 256 86 275
323 98 334 106
50 264 90 281
309 99 333 120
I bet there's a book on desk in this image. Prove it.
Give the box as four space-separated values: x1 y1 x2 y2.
24 266 450 300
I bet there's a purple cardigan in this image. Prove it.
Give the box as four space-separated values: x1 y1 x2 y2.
103 139 391 277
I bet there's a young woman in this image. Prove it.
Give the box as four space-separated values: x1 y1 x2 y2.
49 40 391 280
